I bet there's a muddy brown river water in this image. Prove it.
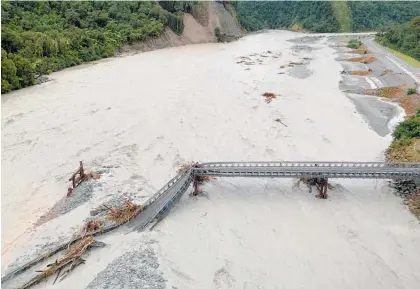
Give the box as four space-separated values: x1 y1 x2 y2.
2 31 419 289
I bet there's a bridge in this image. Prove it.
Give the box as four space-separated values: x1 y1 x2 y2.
129 161 420 231
3 161 420 285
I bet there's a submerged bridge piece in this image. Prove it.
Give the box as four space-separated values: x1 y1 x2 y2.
130 161 420 231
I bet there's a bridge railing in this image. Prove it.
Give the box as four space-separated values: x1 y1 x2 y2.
142 171 188 208
193 168 419 179
199 161 420 168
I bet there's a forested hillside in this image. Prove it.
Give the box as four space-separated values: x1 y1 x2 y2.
375 17 420 61
1 1 193 93
236 1 420 33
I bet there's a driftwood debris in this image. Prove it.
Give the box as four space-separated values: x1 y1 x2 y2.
275 118 288 127
177 162 200 174
192 175 216 196
67 161 100 196
344 55 376 64
298 177 329 199
80 220 102 234
176 162 215 196
104 200 141 223
380 69 393 76
262 92 277 103
5 200 144 287
18 236 105 289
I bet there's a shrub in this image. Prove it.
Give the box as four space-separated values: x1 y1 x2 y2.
392 115 420 140
347 39 362 49
214 27 222 42
407 87 417 95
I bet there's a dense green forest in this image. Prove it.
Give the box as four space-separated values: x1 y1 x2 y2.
1 1 194 93
236 1 420 33
3 1 420 93
375 17 420 61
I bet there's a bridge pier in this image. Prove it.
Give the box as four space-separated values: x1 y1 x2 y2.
316 178 328 199
192 176 199 196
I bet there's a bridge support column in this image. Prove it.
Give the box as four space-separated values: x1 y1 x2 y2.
192 176 199 196
316 178 328 199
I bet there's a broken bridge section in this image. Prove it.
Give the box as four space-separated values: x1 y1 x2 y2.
4 161 420 287
129 170 194 232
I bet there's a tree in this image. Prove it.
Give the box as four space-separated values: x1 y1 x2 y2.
375 17 420 61
1 1 187 92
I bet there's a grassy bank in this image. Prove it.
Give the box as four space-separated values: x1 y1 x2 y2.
387 110 420 219
375 16 420 63
387 110 420 162
385 47 420 68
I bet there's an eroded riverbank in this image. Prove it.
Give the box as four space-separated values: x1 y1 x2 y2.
2 31 419 289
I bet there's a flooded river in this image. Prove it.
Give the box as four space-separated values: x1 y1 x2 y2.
2 31 419 288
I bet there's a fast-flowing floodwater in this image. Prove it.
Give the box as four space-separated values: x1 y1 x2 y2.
2 31 419 289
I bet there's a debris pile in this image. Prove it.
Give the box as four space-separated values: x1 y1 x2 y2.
365 86 402 98
390 180 420 218
262 92 277 103
177 162 200 174
289 61 304 67
81 220 102 234
89 198 143 225
380 69 393 76
18 236 105 289
280 61 305 68
67 161 100 196
348 45 370 55
296 177 330 199
350 70 373 76
13 196 143 288
274 118 288 127
344 55 376 64
104 200 140 223
236 51 282 68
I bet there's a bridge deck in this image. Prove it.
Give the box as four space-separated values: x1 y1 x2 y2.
129 171 193 231
196 161 420 179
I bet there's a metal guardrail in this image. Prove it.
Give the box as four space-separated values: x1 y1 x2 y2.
199 161 420 168
142 171 187 208
194 168 419 179
150 171 194 226
130 171 193 231
146 171 193 225
195 162 420 179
